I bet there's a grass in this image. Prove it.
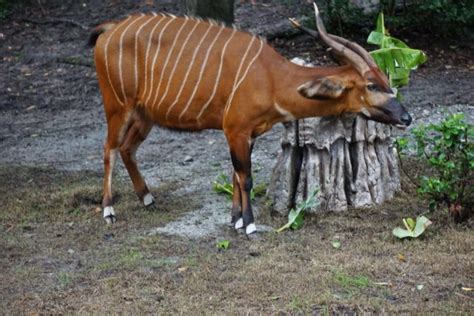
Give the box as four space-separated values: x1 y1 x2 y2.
0 165 473 314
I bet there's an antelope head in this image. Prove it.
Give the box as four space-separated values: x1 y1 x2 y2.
293 3 412 127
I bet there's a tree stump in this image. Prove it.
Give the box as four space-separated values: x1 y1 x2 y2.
267 114 401 214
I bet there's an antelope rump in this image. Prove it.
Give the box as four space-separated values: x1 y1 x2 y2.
88 3 412 235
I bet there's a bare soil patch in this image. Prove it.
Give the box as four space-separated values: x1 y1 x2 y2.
0 0 473 314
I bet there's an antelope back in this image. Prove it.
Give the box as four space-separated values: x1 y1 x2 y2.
93 14 266 130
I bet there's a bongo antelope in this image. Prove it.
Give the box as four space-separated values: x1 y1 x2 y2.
88 3 412 235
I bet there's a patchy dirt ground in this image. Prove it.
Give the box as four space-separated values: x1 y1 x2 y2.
0 0 473 314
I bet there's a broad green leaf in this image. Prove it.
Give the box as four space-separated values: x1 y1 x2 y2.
376 12 385 34
216 240 230 250
276 189 319 233
368 12 427 90
403 217 416 231
367 31 384 45
392 216 432 239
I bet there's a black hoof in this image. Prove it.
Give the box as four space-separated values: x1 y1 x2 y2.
104 215 116 224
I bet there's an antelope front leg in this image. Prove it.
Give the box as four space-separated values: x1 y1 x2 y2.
227 133 256 235
231 172 243 229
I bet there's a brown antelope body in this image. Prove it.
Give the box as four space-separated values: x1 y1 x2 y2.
89 4 412 235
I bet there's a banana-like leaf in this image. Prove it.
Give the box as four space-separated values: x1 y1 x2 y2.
368 13 427 89
392 215 432 239
276 189 319 233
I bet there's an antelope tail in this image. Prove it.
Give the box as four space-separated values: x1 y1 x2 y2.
87 22 118 47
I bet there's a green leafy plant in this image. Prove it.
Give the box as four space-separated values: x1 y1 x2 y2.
392 215 432 239
368 12 427 90
276 189 319 233
383 0 474 37
398 113 473 220
216 240 230 250
212 173 267 200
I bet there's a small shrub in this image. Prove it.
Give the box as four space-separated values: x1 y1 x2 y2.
398 113 473 220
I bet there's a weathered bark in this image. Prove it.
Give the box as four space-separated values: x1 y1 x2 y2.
267 115 401 214
180 0 235 26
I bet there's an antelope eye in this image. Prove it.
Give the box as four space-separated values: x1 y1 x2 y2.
366 83 379 91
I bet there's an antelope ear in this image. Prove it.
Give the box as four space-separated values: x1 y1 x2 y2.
297 77 345 99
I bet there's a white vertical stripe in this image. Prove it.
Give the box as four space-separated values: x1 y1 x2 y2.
162 23 213 121
152 17 193 111
153 21 200 113
142 15 169 101
223 36 257 113
165 21 212 120
134 16 156 96
179 24 228 122
103 16 132 106
194 28 236 125
224 38 264 116
118 15 147 103
144 17 183 106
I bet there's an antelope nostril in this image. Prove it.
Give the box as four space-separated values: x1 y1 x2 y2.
401 112 412 126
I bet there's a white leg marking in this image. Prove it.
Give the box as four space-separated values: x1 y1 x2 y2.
235 173 241 185
103 206 116 224
246 223 257 235
234 218 244 230
119 15 148 103
224 38 264 116
105 149 117 198
134 16 156 96
153 21 199 111
144 17 181 107
142 16 169 101
156 20 202 118
195 28 237 124
143 193 155 206
165 23 213 122
104 16 132 106
103 206 116 218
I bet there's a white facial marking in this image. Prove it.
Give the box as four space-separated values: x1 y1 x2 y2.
234 218 244 230
104 16 132 106
274 102 295 121
245 223 257 235
224 38 264 116
119 16 147 103
195 27 236 124
143 193 155 206
151 18 190 110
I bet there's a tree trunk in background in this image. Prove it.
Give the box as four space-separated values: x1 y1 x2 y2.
180 0 235 26
267 115 401 214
